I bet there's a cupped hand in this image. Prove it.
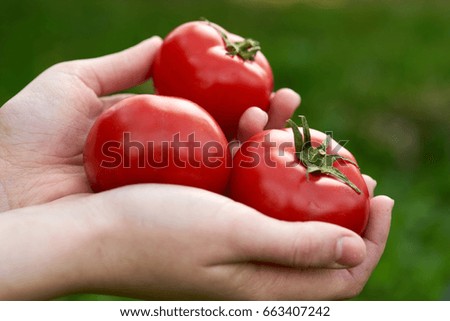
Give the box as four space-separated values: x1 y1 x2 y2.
0 175 392 300
0 37 162 210
0 36 299 211
85 175 391 300
0 33 391 301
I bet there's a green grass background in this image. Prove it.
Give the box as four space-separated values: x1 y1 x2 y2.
1 0 449 300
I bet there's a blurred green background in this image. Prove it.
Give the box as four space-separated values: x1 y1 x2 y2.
1 0 449 300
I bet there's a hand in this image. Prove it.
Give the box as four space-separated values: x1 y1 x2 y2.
0 34 391 301
0 176 392 300
229 88 300 156
0 35 299 212
238 88 301 142
0 37 163 211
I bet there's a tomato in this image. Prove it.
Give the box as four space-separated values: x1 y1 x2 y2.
152 20 274 140
83 95 230 194
228 116 370 235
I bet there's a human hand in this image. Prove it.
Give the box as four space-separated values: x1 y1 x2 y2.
0 177 392 300
0 36 162 211
229 88 300 156
0 35 299 212
88 176 392 300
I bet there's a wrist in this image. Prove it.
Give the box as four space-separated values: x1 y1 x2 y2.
76 190 154 298
77 186 191 299
0 195 116 299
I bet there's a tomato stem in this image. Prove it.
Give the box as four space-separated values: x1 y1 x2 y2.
287 116 362 194
202 18 261 61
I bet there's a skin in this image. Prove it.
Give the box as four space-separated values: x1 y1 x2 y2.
0 36 393 300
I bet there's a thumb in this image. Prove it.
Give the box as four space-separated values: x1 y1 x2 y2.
53 36 162 96
230 206 366 269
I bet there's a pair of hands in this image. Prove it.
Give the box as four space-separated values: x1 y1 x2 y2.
0 36 393 300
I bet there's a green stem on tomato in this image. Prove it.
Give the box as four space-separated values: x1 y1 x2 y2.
286 116 362 194
201 18 261 61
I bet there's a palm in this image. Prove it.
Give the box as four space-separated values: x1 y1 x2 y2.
0 70 109 208
0 38 162 210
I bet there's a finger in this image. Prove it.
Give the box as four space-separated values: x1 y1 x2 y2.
225 200 393 301
265 88 301 130
345 195 394 286
362 174 377 198
58 36 162 96
100 93 135 110
363 195 394 249
229 210 366 269
225 263 358 300
236 107 268 142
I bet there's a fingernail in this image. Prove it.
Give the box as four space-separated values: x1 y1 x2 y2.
149 35 163 42
362 174 377 192
286 88 301 107
141 36 163 47
336 236 366 267
386 197 395 211
368 177 377 197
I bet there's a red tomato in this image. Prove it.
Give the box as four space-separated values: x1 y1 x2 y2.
228 117 370 235
152 20 274 140
83 95 230 194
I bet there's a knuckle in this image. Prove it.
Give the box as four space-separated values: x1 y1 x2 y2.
48 61 72 73
344 283 365 299
334 274 367 300
227 265 287 301
290 227 321 267
292 237 313 267
48 60 83 77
